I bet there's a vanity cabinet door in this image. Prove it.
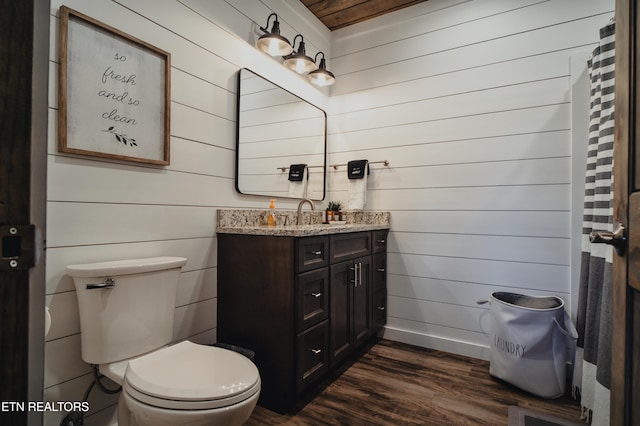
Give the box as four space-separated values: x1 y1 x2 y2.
352 255 372 348
296 320 329 393
296 268 329 333
330 260 353 366
329 255 372 366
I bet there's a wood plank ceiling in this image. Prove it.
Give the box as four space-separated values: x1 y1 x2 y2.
301 0 430 31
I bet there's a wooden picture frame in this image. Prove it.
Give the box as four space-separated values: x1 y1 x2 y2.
58 6 171 165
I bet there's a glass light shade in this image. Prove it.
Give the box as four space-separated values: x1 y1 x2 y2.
256 15 292 56
308 69 336 86
283 37 316 74
256 33 293 56
283 53 316 74
308 58 335 86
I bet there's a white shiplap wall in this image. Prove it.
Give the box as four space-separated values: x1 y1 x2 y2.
43 0 616 424
44 1 328 425
326 0 614 359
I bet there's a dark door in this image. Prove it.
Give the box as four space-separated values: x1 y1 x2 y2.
0 1 48 425
611 0 640 423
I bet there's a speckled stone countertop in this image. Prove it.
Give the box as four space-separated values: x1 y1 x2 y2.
216 209 390 237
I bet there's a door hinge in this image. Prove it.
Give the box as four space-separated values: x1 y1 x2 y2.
1 224 36 270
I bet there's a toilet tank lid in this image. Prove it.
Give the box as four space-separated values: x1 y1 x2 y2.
66 257 187 277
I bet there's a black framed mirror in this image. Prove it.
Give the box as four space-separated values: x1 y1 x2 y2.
235 68 326 200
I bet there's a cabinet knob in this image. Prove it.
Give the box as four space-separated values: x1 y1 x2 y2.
377 239 386 244
311 292 322 298
377 268 385 272
311 349 322 354
311 250 322 256
377 306 385 311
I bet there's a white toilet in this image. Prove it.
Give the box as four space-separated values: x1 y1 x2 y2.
67 257 260 426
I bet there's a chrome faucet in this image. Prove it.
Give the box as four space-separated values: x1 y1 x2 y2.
296 199 315 225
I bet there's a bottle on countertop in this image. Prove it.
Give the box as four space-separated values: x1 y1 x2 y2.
268 199 277 227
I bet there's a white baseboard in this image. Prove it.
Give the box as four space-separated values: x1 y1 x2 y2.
381 326 490 361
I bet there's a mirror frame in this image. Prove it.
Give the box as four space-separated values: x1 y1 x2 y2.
235 68 327 200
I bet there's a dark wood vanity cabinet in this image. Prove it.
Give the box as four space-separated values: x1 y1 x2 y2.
372 230 388 332
217 229 387 413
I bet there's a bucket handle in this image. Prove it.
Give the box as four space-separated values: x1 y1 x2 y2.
553 311 578 340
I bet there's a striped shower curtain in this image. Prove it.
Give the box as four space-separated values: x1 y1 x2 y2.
572 20 615 426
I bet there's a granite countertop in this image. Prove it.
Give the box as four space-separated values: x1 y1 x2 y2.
216 209 390 237
216 223 389 237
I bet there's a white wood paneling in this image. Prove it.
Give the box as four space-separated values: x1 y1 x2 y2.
43 373 118 426
331 158 571 191
45 291 80 341
390 232 570 265
331 77 571 133
47 156 233 206
171 68 236 119
382 319 490 360
332 15 608 95
330 49 576 115
388 211 570 237
388 296 488 334
173 298 217 341
388 253 570 292
328 0 613 358
47 203 216 246
42 0 616 419
45 1 329 423
171 102 236 149
365 184 570 211
46 238 217 295
328 104 571 152
176 267 217 307
331 0 539 57
333 0 611 73
44 334 89 388
387 274 570 308
333 131 569 165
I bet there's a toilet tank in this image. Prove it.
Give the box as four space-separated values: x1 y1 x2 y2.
67 257 187 365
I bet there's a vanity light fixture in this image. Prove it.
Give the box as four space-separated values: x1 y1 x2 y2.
308 52 335 87
256 13 293 56
283 35 316 74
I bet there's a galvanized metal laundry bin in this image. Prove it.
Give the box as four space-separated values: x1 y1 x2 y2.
483 292 577 399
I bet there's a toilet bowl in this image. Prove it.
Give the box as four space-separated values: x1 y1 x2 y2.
104 341 260 426
67 257 261 426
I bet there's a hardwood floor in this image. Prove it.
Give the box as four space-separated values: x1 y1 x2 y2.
246 339 582 425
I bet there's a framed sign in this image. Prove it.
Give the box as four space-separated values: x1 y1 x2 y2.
58 6 171 165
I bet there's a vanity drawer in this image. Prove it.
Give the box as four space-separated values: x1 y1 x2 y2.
330 232 370 263
372 252 387 294
373 291 387 332
372 230 388 254
296 236 329 273
296 268 329 333
296 320 329 393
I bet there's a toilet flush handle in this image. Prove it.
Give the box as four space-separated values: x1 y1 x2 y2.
86 278 115 290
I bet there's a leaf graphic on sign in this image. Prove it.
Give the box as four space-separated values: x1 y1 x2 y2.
102 127 139 147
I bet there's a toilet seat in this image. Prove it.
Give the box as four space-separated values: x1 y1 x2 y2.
123 341 260 410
